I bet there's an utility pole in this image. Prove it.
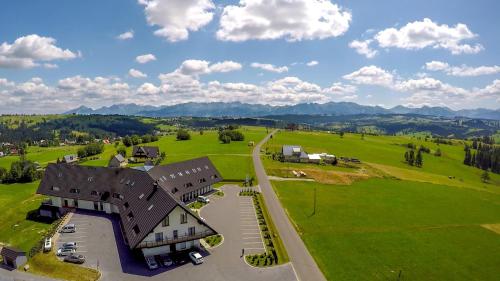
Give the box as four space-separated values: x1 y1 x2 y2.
312 187 317 215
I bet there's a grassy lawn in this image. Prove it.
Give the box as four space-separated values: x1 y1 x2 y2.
0 182 51 251
203 234 222 247
0 145 82 169
272 179 500 281
264 130 500 192
28 251 100 281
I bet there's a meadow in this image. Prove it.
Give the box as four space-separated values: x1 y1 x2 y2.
265 130 500 280
272 179 500 280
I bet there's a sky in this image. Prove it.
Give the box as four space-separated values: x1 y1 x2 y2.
0 0 499 114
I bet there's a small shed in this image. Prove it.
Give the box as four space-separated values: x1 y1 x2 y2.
109 154 127 168
62 154 79 164
1 246 27 268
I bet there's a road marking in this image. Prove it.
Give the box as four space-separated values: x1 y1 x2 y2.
244 242 264 244
242 232 261 235
242 237 261 239
244 247 265 250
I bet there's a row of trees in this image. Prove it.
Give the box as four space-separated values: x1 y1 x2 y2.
218 129 244 144
464 143 500 174
77 143 105 158
404 149 423 167
0 159 42 183
122 134 159 147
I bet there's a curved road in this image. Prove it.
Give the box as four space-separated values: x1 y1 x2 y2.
253 130 327 281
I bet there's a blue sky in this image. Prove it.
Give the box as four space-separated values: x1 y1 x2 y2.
0 0 499 113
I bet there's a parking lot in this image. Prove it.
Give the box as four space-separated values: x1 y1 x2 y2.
50 185 297 281
239 196 266 255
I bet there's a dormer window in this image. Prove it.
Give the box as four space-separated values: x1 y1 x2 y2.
69 188 80 194
133 225 140 235
127 211 134 221
91 190 100 196
51 186 60 191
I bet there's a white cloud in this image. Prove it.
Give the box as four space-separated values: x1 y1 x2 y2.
324 82 357 95
251 62 288 73
343 65 394 87
116 30 134 40
374 18 483 54
476 79 500 98
128 68 147 78
306 60 319 67
0 34 79 68
217 0 351 42
137 82 160 95
175 59 242 76
138 0 215 42
43 63 58 69
136 54 156 64
424 60 500 77
349 40 378 58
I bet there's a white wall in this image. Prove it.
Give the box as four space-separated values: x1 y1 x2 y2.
141 245 171 256
76 199 94 211
50 196 62 207
141 206 210 244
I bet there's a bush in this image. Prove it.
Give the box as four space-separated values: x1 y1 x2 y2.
218 129 244 143
77 142 104 158
122 136 132 147
176 129 191 141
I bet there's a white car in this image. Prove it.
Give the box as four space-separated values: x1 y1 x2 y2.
57 248 76 256
59 223 76 233
43 238 52 252
197 196 210 204
145 256 158 270
189 252 204 265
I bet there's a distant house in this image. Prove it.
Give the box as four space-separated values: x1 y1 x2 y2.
132 146 160 159
1 246 27 268
308 153 336 164
62 154 79 164
109 154 127 168
9 148 19 155
307 153 322 164
282 145 309 163
0 152 4 157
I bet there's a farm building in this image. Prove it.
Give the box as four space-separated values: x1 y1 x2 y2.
132 146 160 159
62 154 79 164
36 157 221 257
282 145 309 163
109 154 127 168
1 247 27 269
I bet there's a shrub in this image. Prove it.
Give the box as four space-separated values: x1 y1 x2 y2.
176 129 191 141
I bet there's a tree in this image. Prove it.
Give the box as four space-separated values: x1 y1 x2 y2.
176 129 191 141
415 150 423 167
404 151 409 163
220 134 231 144
117 146 127 157
131 134 141 145
339 132 344 138
434 148 442 157
463 146 471 165
408 150 415 166
122 136 132 147
0 167 6 181
481 170 490 183
141 134 152 144
471 152 476 166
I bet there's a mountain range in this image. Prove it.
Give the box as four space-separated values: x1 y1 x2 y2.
65 102 500 120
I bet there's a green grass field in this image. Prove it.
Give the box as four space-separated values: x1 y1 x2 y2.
272 179 500 281
264 130 500 192
0 182 52 251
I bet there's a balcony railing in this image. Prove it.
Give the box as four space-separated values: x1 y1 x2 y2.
137 230 215 248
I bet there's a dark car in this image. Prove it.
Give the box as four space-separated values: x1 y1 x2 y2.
64 254 85 264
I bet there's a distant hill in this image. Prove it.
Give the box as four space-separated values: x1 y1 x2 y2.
65 102 500 120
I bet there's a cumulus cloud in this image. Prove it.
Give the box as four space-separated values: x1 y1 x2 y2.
136 54 156 64
137 82 160 95
251 63 288 73
424 61 500 77
348 40 378 58
374 18 483 54
173 59 242 76
306 60 319 67
129 68 147 78
0 34 79 68
138 0 215 42
216 0 351 42
343 65 394 87
116 30 134 40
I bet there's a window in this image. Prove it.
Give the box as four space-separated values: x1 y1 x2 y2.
188 227 195 236
180 213 188 224
87 177 93 182
138 193 144 199
198 178 206 183
69 188 80 194
123 202 129 209
148 204 154 211
173 230 178 239
183 182 193 188
112 193 123 200
162 216 169 227
155 232 163 242
179 242 186 249
133 225 140 235
127 212 134 221
51 186 60 191
211 174 218 179
90 190 100 196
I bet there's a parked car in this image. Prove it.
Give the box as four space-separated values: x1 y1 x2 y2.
145 256 158 270
197 196 210 203
159 254 173 267
57 248 76 256
59 223 76 233
64 254 85 264
61 242 77 250
189 251 204 265
43 238 52 252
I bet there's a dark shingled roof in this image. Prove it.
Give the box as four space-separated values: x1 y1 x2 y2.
1 246 25 260
132 146 159 158
37 157 222 249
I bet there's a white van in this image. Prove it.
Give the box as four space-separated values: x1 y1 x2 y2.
43 238 52 252
59 223 76 233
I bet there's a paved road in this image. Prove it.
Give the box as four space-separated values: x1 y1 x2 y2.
253 130 327 281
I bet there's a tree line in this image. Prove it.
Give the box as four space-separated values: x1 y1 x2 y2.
0 158 42 183
122 134 159 147
464 142 500 174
